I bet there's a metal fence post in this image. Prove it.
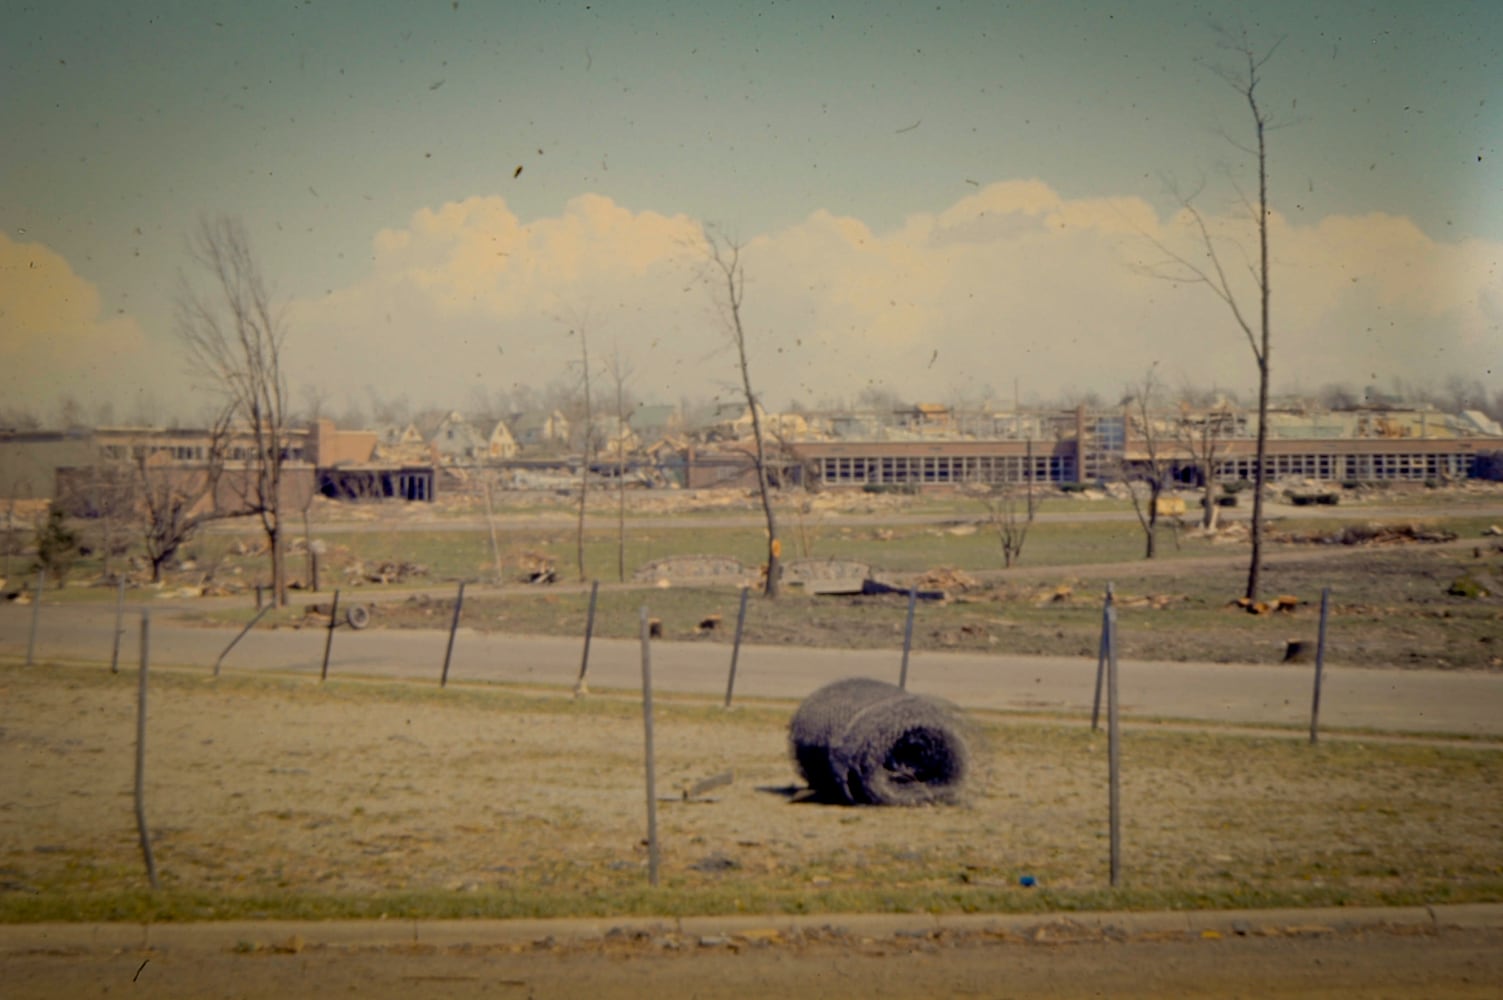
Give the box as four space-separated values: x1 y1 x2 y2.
898 587 917 690
441 581 466 687
1092 583 1114 731
215 606 273 677
110 577 126 674
1107 593 1122 888
320 589 341 682
1310 587 1332 745
640 605 660 887
135 610 160 890
573 580 599 696
724 585 750 709
25 568 45 666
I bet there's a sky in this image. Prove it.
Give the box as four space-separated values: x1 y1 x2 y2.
2 0 1501 427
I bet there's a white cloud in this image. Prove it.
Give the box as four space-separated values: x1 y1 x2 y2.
0 234 172 421
16 183 1498 427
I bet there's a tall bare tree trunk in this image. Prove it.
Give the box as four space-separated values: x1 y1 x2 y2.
1246 85 1272 602
1141 34 1280 601
574 326 593 583
609 349 632 583
704 230 781 597
177 215 290 606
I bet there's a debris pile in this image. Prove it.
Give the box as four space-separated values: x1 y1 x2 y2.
1228 594 1302 615
1272 522 1458 546
1115 593 1190 610
914 566 979 594
349 560 430 584
516 552 556 584
1032 583 1076 607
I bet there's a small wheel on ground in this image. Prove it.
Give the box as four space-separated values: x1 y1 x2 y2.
346 604 371 630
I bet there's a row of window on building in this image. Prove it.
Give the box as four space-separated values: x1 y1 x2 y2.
818 454 1071 486
97 443 305 463
815 450 1478 487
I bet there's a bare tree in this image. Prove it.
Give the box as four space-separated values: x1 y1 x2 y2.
297 383 329 425
569 325 595 583
364 386 411 428
1142 31 1281 599
967 440 1038 569
32 504 80 588
80 457 138 581
1120 369 1175 559
1176 388 1236 530
606 345 636 583
702 228 782 596
0 406 42 431
56 394 86 429
482 471 505 583
137 408 237 583
176 216 292 605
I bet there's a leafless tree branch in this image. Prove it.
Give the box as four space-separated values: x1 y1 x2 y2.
702 226 782 597
175 216 291 605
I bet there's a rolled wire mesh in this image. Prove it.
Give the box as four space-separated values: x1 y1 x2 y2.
789 677 971 806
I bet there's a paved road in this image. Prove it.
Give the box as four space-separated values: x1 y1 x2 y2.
7 907 1503 999
5 602 1500 738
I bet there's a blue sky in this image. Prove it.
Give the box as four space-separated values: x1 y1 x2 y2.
3 0 1500 424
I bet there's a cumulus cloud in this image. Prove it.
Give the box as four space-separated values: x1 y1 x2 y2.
277 182 1503 416
289 195 711 411
0 234 168 421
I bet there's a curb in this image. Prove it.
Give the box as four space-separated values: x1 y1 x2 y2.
4 904 1499 955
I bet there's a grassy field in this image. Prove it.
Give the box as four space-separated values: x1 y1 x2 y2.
3 662 1500 923
170 515 1503 670
13 488 1503 670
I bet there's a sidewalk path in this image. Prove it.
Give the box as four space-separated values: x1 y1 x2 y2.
4 603 1501 738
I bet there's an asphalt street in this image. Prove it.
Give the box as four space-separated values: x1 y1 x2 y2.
4 601 1500 738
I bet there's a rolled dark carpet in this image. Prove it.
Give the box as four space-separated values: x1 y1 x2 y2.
789 677 971 806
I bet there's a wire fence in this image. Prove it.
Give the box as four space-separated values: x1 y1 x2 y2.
13 569 1339 894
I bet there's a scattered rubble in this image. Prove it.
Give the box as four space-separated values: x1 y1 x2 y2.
350 559 430 584
1272 522 1459 546
1114 593 1191 611
1228 595 1302 615
1447 576 1491 599
915 566 980 593
1032 583 1076 607
633 555 750 585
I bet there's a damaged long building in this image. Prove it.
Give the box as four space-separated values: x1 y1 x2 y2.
4 403 1501 507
